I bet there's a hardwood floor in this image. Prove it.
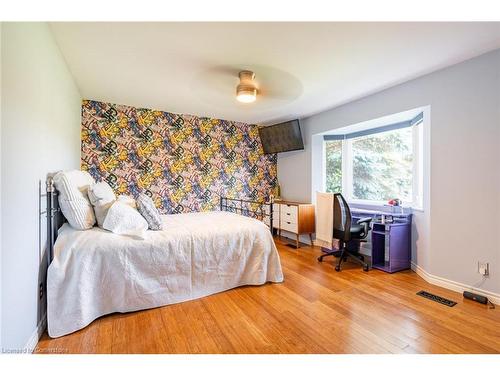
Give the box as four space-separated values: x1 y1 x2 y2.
36 237 500 354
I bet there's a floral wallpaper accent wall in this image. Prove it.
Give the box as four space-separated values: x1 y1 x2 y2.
81 100 277 214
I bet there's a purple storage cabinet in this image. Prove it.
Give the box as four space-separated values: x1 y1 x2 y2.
351 209 412 273
371 215 412 273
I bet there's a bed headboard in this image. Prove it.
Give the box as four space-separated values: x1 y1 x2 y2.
219 197 274 233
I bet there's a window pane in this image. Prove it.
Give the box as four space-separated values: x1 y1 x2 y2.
352 127 413 202
325 140 342 193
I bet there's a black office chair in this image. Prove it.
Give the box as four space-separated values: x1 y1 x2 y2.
317 193 372 272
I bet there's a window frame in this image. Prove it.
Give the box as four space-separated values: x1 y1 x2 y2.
322 116 424 209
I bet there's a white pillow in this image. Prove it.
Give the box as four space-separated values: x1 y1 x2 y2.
88 181 116 227
117 194 137 209
53 170 96 230
103 201 148 239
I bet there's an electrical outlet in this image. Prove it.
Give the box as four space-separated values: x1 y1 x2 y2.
39 282 44 300
478 262 489 276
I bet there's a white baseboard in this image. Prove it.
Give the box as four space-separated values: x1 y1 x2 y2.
25 313 46 354
411 262 500 305
286 236 499 305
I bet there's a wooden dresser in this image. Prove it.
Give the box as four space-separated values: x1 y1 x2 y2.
272 200 315 248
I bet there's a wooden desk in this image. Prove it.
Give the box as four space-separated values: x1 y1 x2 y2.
273 200 315 248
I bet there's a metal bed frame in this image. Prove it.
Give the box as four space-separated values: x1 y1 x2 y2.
40 175 274 270
219 197 273 233
39 176 63 268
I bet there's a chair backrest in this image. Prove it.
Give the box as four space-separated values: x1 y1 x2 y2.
332 193 352 243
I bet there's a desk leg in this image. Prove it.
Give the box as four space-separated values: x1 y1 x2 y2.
296 234 300 249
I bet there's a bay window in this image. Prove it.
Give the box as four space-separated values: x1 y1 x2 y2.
323 112 423 208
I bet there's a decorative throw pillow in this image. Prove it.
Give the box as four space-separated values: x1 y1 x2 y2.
117 194 137 209
88 181 116 228
136 193 163 230
53 170 96 230
103 201 148 239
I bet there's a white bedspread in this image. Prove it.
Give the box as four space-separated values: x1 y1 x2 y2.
47 211 284 337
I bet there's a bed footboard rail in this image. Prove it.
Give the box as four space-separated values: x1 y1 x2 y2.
219 197 274 233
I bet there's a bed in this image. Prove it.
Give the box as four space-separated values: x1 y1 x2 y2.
44 178 283 338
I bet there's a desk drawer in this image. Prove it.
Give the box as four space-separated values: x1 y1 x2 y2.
280 204 298 223
281 220 298 234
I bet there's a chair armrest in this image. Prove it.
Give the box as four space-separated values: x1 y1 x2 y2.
356 217 372 225
356 217 372 239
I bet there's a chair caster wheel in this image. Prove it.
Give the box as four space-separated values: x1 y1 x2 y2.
335 265 340 272
317 256 323 262
363 265 369 272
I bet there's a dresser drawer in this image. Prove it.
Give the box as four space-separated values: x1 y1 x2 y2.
281 219 298 234
263 204 277 215
263 217 279 228
280 204 298 223
264 213 280 226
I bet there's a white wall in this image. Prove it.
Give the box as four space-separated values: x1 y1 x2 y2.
278 49 500 296
1 23 81 351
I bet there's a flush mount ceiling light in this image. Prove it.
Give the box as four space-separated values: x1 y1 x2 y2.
236 70 257 103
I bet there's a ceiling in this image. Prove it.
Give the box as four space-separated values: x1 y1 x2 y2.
50 22 500 125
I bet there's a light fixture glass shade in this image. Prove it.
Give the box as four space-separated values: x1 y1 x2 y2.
236 87 257 103
236 70 257 103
